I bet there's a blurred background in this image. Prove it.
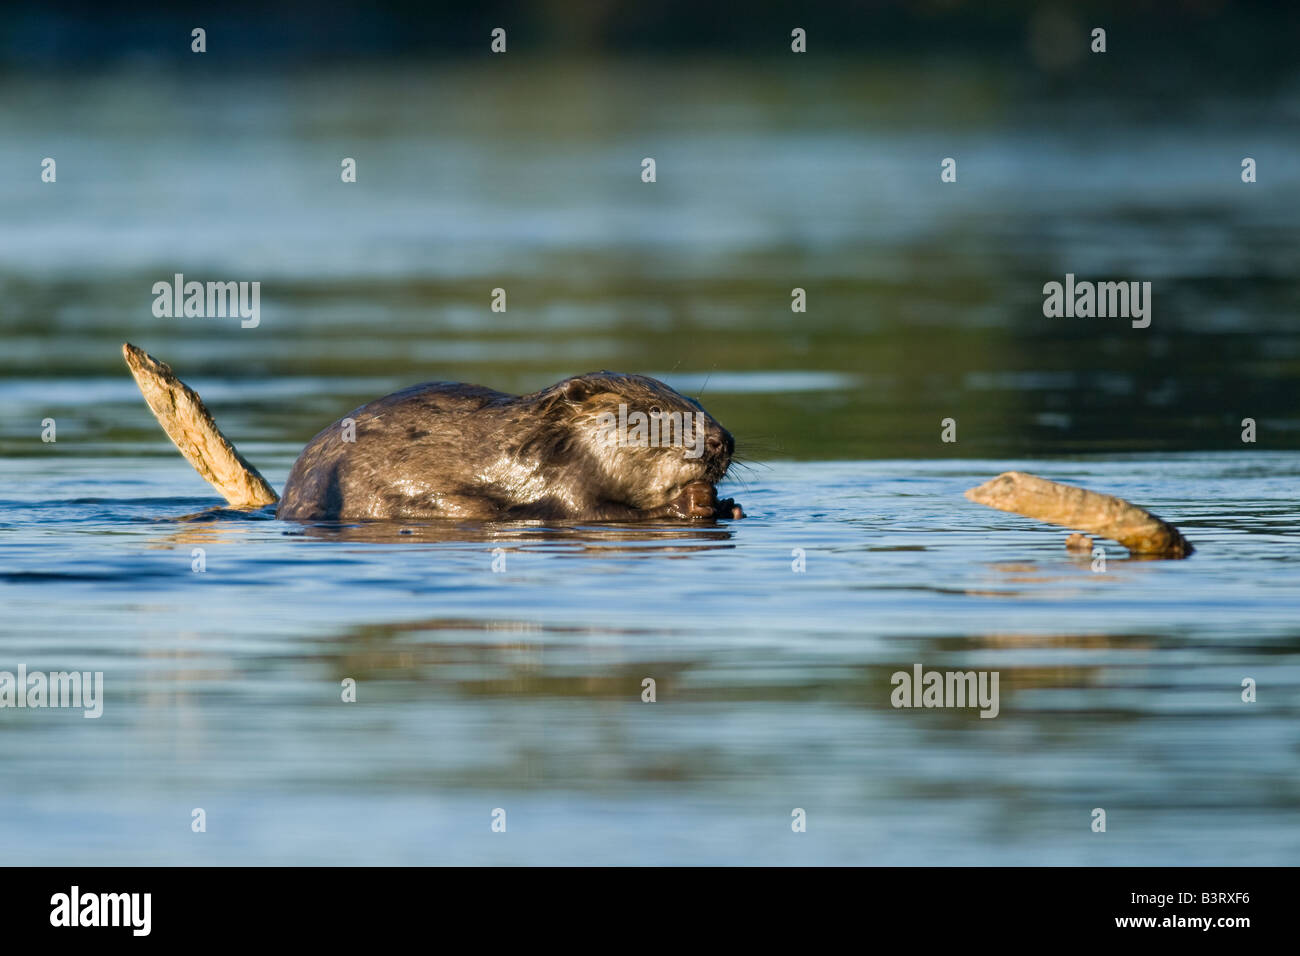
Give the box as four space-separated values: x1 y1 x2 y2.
1 1 1299 866
2 0 1298 459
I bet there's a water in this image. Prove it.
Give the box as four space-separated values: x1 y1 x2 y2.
2 61 1299 864
2 452 1298 864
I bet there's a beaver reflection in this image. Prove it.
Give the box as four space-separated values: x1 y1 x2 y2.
277 372 745 522
164 509 741 548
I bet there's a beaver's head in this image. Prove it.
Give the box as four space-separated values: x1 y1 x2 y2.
538 371 735 509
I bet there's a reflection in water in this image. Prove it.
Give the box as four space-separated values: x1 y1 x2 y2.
158 505 742 549
287 519 741 549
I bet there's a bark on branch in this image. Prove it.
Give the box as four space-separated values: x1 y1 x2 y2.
122 342 279 508
964 470 1192 558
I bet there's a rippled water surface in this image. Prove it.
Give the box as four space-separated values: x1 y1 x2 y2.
2 452 1297 864
2 61 1298 864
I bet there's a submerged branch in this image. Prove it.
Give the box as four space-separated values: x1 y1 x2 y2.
122 342 279 509
964 471 1192 558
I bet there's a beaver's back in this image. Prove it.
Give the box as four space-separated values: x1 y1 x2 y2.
276 382 516 520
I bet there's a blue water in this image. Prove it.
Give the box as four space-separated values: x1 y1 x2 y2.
2 451 1297 864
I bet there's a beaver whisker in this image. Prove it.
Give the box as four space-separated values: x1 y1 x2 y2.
733 436 784 457
727 455 771 476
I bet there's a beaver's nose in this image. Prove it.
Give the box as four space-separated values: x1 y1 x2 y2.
706 430 733 457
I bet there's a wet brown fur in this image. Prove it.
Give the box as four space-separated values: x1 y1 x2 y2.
277 372 738 521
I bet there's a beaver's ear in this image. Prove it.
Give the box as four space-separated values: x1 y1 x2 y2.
561 378 596 403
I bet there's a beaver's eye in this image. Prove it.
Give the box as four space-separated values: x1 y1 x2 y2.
649 405 661 415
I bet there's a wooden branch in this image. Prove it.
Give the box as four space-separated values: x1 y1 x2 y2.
964 471 1192 558
122 343 279 508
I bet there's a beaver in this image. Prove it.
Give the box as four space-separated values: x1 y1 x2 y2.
277 372 744 521
121 345 744 523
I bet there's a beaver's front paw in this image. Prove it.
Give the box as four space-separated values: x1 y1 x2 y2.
716 497 745 519
669 483 744 519
670 481 720 519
